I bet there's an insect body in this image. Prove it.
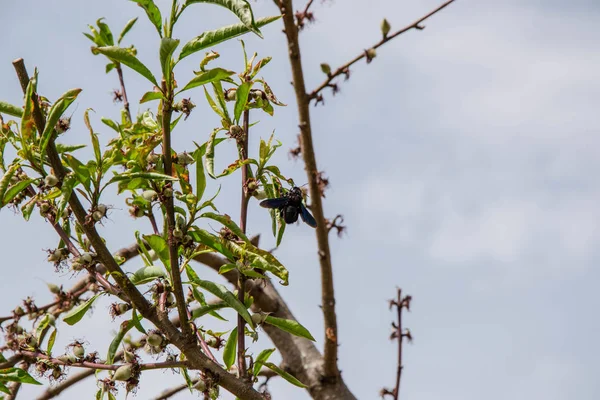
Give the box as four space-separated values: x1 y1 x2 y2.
260 187 317 228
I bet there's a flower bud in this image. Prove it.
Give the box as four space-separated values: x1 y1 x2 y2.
163 188 173 198
112 364 133 381
177 152 194 166
72 343 85 358
381 18 391 37
47 283 61 294
320 63 331 75
129 206 145 218
142 190 158 202
366 48 377 60
123 349 136 363
44 174 59 187
57 354 76 363
193 379 206 392
146 153 160 164
147 332 163 347
92 210 104 221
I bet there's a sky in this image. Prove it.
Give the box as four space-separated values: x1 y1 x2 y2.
1 0 599 399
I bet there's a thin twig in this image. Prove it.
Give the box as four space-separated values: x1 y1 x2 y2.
19 350 188 371
115 64 131 122
309 0 455 99
381 288 412 399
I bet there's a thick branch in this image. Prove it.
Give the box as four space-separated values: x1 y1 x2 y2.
276 0 340 379
310 0 455 99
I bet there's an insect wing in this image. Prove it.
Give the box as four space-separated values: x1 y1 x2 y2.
260 197 288 209
300 205 317 228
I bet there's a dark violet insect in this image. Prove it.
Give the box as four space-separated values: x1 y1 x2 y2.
260 186 317 228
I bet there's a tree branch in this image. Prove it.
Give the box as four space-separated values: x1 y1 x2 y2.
309 0 455 100
237 108 251 379
115 64 131 122
160 79 191 340
275 0 340 380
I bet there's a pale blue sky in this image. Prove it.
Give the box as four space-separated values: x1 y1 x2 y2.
1 0 599 399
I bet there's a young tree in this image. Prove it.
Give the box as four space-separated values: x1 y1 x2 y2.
0 0 453 399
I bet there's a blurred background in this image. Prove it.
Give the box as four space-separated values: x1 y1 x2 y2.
1 0 599 399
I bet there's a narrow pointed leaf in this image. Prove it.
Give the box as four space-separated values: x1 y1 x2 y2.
179 68 235 93
130 265 167 285
63 293 102 325
159 37 180 78
205 128 218 179
252 348 275 376
143 234 170 269
234 82 250 123
2 179 36 206
47 327 57 355
40 88 82 160
140 91 164 103
201 212 249 243
92 46 158 86
178 16 280 61
107 171 176 185
0 101 23 118
264 316 315 341
130 0 162 37
222 327 237 369
186 265 254 328
107 317 139 364
264 362 307 388
185 0 259 34
118 17 138 44
0 368 42 385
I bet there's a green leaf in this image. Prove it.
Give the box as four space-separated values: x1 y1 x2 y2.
118 17 138 44
2 179 36 206
47 327 57 355
35 314 53 346
130 0 162 37
222 327 237 370
159 37 180 78
205 128 218 179
143 234 170 269
107 317 139 364
201 212 249 243
0 368 42 385
131 308 147 334
252 348 275 376
186 265 254 328
64 155 91 192
101 117 120 133
0 101 23 118
0 164 21 208
264 316 315 341
227 241 289 285
130 265 167 285
179 68 235 94
194 144 207 201
63 293 102 325
219 263 237 274
56 174 76 219
92 46 158 86
190 301 228 320
20 74 36 145
140 91 164 103
83 109 102 163
185 0 259 35
188 227 234 260
234 82 250 123
106 171 176 186
0 381 11 394
40 88 82 161
96 18 115 46
203 86 225 119
56 144 86 153
263 362 307 388
178 16 280 61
